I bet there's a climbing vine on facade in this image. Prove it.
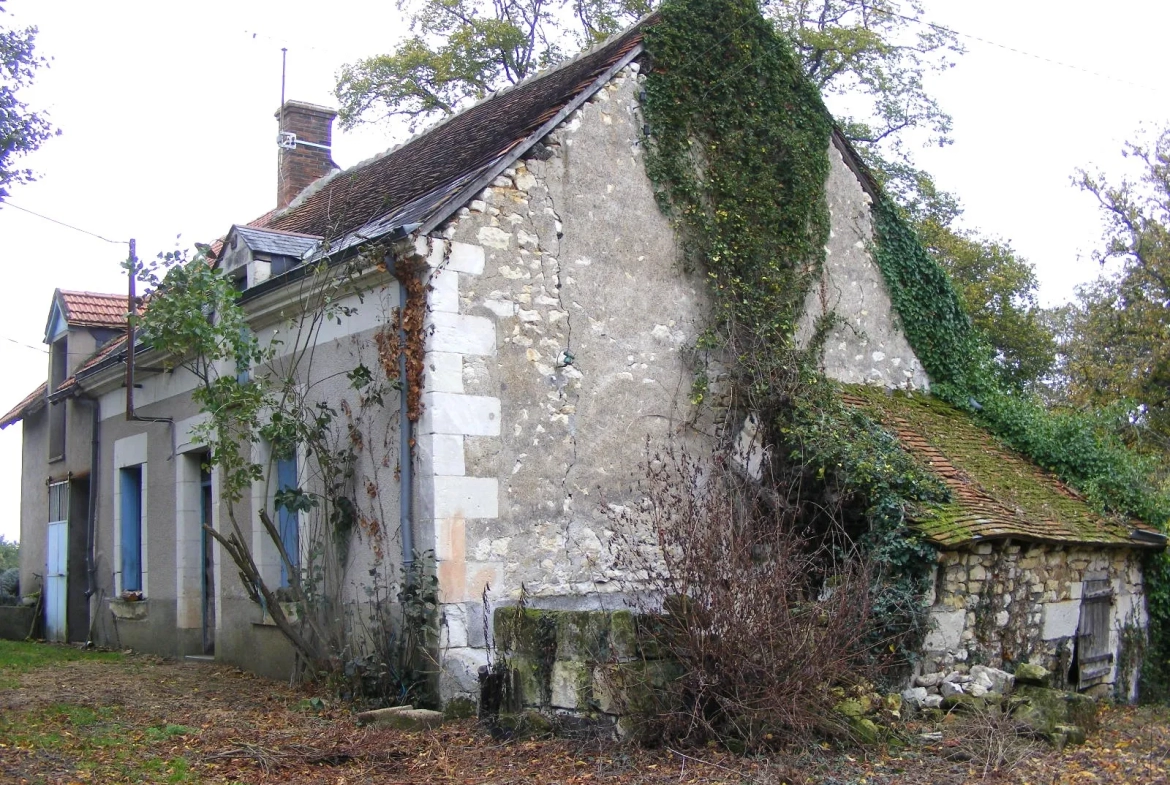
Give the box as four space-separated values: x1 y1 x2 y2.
641 0 942 665
642 0 1170 697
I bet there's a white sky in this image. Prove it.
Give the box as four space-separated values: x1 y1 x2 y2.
0 0 1167 543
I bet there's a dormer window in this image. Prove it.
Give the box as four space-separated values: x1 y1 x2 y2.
218 225 321 292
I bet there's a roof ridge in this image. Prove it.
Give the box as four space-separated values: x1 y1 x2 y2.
272 14 656 221
58 289 126 299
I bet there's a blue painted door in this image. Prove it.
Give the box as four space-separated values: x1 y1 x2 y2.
45 482 68 642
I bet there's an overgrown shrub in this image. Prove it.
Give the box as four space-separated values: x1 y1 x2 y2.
0 568 18 606
329 553 439 708
604 443 894 750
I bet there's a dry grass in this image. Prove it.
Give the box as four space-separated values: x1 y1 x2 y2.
0 642 1168 784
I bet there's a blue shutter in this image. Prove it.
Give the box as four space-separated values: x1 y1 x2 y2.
276 455 299 587
120 467 143 592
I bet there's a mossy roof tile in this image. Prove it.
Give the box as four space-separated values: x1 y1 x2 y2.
843 386 1163 549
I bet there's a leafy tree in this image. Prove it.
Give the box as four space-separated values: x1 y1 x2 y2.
132 245 423 692
0 0 56 201
764 0 960 155
0 535 17 571
915 218 1055 390
336 0 652 129
1057 127 1170 448
337 0 959 151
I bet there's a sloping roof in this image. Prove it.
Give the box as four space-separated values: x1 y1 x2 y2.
843 386 1165 549
58 290 129 329
262 19 650 244
0 382 46 428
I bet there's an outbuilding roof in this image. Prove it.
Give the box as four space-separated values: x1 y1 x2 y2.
843 386 1165 549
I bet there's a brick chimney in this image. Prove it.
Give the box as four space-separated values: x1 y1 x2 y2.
276 100 338 210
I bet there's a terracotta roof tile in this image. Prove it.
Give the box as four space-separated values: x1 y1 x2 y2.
0 382 46 429
843 386 1164 549
59 290 129 329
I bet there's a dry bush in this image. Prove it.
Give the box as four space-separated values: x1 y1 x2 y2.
944 703 1040 779
604 442 891 751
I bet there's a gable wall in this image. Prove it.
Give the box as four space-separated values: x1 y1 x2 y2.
412 61 932 703
795 144 929 390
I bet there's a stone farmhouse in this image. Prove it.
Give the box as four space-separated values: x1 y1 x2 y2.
2 15 1163 710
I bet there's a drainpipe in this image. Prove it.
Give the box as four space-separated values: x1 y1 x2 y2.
398 269 415 577
84 395 100 601
387 226 420 580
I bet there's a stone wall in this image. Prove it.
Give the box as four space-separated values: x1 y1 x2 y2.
409 62 707 704
410 58 939 707
922 541 1147 699
795 142 929 391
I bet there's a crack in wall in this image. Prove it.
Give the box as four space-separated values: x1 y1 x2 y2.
535 177 581 561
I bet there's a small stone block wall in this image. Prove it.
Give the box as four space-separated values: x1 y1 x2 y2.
0 605 36 640
923 541 1146 699
489 607 675 722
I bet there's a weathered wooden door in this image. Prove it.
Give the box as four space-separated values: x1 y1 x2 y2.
45 482 69 642
1076 579 1114 690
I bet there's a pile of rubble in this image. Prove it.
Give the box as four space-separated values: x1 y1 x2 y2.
901 663 1098 748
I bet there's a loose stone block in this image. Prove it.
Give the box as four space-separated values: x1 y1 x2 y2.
1042 600 1081 641
923 609 965 651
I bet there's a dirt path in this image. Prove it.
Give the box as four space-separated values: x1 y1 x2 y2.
0 650 1167 784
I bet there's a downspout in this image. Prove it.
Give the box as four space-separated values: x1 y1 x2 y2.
397 266 414 576
84 395 99 602
389 224 421 579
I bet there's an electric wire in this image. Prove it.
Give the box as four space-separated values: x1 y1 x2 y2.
5 202 127 245
870 6 1164 95
2 337 47 354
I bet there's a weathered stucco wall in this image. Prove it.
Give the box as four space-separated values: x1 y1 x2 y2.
796 143 929 390
922 541 1147 699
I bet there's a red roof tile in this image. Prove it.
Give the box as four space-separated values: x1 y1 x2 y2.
59 290 129 329
843 387 1164 549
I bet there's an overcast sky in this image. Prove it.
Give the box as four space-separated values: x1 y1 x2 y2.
1 0 1168 543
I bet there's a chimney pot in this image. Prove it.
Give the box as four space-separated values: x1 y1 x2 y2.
276 100 338 210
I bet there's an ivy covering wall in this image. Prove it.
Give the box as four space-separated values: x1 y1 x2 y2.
642 0 1170 694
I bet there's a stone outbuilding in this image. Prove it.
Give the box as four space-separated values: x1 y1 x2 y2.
846 387 1165 700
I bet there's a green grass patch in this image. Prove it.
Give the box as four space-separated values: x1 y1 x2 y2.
0 639 121 688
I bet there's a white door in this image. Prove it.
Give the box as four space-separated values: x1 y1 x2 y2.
45 482 69 642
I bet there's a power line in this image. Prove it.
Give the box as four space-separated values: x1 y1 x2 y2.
4 202 128 245
2 337 47 354
874 7 1164 95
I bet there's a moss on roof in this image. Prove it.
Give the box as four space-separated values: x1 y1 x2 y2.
843 385 1161 549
